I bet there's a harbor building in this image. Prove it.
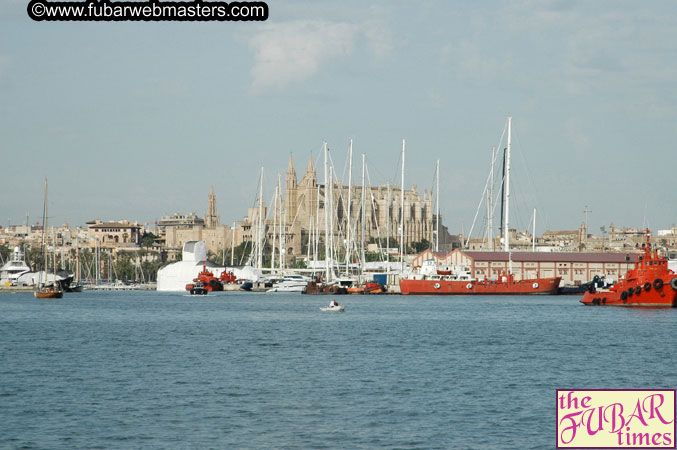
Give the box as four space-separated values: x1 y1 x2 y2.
412 248 641 285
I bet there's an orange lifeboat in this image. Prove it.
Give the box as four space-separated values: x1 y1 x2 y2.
581 230 677 307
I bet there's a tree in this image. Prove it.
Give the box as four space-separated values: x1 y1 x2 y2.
0 244 11 264
410 239 431 253
141 232 158 249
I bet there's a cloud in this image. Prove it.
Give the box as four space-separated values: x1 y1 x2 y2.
247 19 391 94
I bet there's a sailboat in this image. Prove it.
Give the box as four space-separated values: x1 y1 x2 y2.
35 179 64 299
399 117 561 295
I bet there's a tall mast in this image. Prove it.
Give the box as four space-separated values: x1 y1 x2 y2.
315 184 320 271
488 147 495 250
532 208 536 251
346 139 353 275
257 167 264 269
499 147 506 238
400 139 405 271
41 179 48 284
386 182 391 257
503 117 512 273
329 166 334 278
281 174 286 270
271 182 278 271
323 142 330 282
278 175 283 269
75 238 80 283
360 153 366 276
231 222 235 266
435 159 440 252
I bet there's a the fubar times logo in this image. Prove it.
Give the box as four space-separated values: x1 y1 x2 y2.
557 389 676 448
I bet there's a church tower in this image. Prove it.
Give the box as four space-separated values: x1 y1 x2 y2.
205 185 220 228
285 155 298 222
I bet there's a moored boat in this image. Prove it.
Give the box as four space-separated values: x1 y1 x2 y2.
266 274 309 293
185 263 223 292
399 258 560 295
399 272 560 295
581 230 677 307
189 280 208 295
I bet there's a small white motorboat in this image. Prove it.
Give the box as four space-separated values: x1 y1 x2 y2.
320 305 345 312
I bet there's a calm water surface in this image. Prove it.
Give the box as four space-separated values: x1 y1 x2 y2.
1 291 676 449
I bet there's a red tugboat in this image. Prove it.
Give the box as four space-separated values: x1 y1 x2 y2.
581 230 677 307
185 263 224 292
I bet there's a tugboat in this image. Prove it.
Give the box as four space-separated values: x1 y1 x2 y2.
581 230 677 307
185 263 223 292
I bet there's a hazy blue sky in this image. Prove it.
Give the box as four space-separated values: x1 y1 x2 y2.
1 0 676 237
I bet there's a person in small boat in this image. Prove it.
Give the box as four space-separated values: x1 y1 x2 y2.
330 299 339 308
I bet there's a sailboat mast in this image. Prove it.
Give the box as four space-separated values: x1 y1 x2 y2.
435 159 440 252
346 139 353 275
76 238 80 283
386 182 391 258
231 222 235 266
323 142 330 282
532 208 536 251
41 179 48 282
257 167 264 270
329 166 334 278
488 147 495 250
504 117 512 273
400 139 405 271
271 182 278 271
278 175 283 269
360 153 366 275
281 175 286 271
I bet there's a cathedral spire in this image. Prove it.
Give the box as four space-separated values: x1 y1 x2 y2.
205 185 220 227
287 154 296 176
286 153 297 189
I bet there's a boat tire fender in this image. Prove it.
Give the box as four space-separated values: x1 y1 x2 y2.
466 283 472 290
654 278 664 290
532 282 539 289
433 283 440 289
602 298 607 304
635 286 642 295
671 278 677 291
627 289 633 297
644 282 652 292
620 291 628 301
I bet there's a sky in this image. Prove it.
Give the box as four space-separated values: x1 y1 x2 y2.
1 0 676 238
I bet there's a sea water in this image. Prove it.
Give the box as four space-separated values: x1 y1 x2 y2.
1 291 676 449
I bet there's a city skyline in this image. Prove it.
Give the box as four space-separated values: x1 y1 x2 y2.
2 1 676 234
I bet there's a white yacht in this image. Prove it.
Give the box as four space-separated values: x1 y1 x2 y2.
267 274 309 292
0 247 32 286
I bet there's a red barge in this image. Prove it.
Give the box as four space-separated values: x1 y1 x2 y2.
581 230 677 307
400 273 560 295
399 259 560 295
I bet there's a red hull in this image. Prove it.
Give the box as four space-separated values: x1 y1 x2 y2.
581 282 677 307
399 276 561 295
581 230 677 307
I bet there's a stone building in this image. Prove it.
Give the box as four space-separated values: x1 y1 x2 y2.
238 155 451 262
86 220 142 248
